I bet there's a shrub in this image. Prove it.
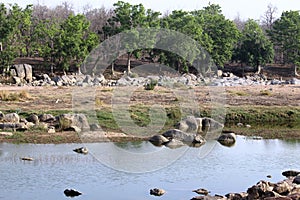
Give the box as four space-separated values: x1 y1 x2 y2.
144 80 158 90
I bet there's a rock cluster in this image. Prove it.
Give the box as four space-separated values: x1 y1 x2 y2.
191 170 300 200
0 111 92 133
149 116 229 148
4 67 300 87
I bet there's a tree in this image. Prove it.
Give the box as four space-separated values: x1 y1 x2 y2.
0 4 34 69
159 10 212 72
268 11 300 65
192 4 240 67
234 19 274 70
54 14 99 72
103 1 161 73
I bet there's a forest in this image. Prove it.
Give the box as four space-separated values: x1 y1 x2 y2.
0 1 299 74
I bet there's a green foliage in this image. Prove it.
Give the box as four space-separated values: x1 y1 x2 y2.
234 19 274 69
192 4 240 67
54 14 99 71
268 11 300 65
144 79 157 90
103 1 161 73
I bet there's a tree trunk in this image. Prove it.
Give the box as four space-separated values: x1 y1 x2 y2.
77 66 81 75
127 53 131 74
111 62 115 75
295 65 299 77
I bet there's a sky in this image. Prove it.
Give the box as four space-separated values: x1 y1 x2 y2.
1 0 300 20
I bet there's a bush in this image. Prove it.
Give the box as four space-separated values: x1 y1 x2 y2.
144 80 158 90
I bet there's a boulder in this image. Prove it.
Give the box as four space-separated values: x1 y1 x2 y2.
0 123 27 131
13 76 22 85
273 181 292 195
38 114 55 122
283 170 300 178
202 117 224 131
193 188 210 195
150 188 165 196
176 116 201 133
64 189 82 197
26 114 39 124
225 192 247 199
47 126 55 134
2 113 20 123
58 113 90 132
293 176 300 184
12 64 25 80
149 135 169 146
217 132 236 146
23 64 33 82
247 185 264 199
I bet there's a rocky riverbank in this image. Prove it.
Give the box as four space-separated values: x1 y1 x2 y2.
189 170 300 200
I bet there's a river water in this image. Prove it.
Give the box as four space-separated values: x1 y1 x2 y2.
1 136 300 200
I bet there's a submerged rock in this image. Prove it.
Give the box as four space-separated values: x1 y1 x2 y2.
217 132 236 147
193 188 210 195
73 147 88 154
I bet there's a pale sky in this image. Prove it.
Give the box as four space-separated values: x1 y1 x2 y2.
1 0 300 20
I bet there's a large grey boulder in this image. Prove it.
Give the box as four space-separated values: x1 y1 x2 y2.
176 116 202 134
23 64 33 82
202 117 224 130
10 64 33 83
12 64 25 80
26 114 39 124
59 113 90 132
1 113 20 123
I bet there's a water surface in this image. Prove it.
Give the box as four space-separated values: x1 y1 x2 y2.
1 136 300 200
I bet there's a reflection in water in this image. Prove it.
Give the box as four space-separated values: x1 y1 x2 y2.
1 136 300 200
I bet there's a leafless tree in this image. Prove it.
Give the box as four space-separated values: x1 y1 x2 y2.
83 5 114 41
233 13 246 31
261 3 278 30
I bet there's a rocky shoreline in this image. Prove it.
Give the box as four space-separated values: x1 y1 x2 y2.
191 170 300 200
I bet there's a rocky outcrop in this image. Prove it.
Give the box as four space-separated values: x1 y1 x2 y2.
0 111 91 133
10 64 33 83
149 128 206 149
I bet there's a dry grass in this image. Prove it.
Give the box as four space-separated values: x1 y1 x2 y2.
227 90 248 96
0 90 31 101
260 90 272 96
